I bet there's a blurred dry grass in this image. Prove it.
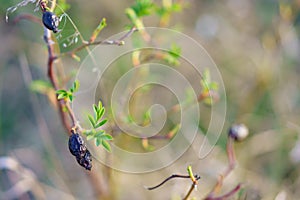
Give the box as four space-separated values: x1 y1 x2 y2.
1 0 300 199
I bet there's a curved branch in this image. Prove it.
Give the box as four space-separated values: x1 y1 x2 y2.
145 174 200 191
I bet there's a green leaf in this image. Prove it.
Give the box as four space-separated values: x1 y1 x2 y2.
57 90 68 99
98 108 105 120
68 94 73 102
93 104 98 115
83 130 92 136
163 54 180 66
95 137 102 146
101 140 111 152
101 134 113 141
131 0 155 17
73 80 80 92
170 3 182 12
95 119 107 128
56 89 67 94
168 44 181 58
125 8 145 29
95 130 105 138
89 18 107 42
210 82 219 90
88 114 96 127
202 69 211 83
187 165 194 180
98 101 103 110
57 93 66 100
86 135 94 140
29 80 52 94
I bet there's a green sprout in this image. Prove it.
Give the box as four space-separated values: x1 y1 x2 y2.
130 0 155 17
84 101 113 152
56 80 80 102
89 18 107 43
199 69 219 105
163 43 182 66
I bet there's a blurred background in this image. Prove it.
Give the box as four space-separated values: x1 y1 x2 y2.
1 0 300 199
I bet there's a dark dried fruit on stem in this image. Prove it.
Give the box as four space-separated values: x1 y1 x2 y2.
42 11 59 33
69 130 92 170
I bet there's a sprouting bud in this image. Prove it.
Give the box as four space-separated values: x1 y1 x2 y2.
228 124 249 141
69 131 92 170
42 11 59 33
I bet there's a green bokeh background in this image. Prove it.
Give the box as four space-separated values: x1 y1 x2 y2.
1 0 300 199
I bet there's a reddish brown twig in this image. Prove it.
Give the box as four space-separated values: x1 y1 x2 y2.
205 184 242 200
43 30 71 133
204 135 241 200
43 27 108 197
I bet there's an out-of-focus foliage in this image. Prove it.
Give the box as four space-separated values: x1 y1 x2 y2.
1 0 300 199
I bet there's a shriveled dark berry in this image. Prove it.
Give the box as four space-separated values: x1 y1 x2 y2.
42 11 59 33
69 133 85 157
69 131 92 170
76 149 92 170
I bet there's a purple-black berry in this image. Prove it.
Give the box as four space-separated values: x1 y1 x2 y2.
42 11 59 33
228 124 249 141
69 131 92 170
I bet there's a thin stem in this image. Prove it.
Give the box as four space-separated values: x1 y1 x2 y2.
183 182 197 200
65 102 77 127
43 27 107 197
224 137 236 176
57 27 138 59
205 184 242 200
183 166 199 200
50 0 57 11
204 136 240 199
43 28 71 133
145 174 200 190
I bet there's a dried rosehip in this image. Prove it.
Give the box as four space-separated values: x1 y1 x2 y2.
69 132 85 157
76 149 92 170
42 11 59 33
69 131 92 170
